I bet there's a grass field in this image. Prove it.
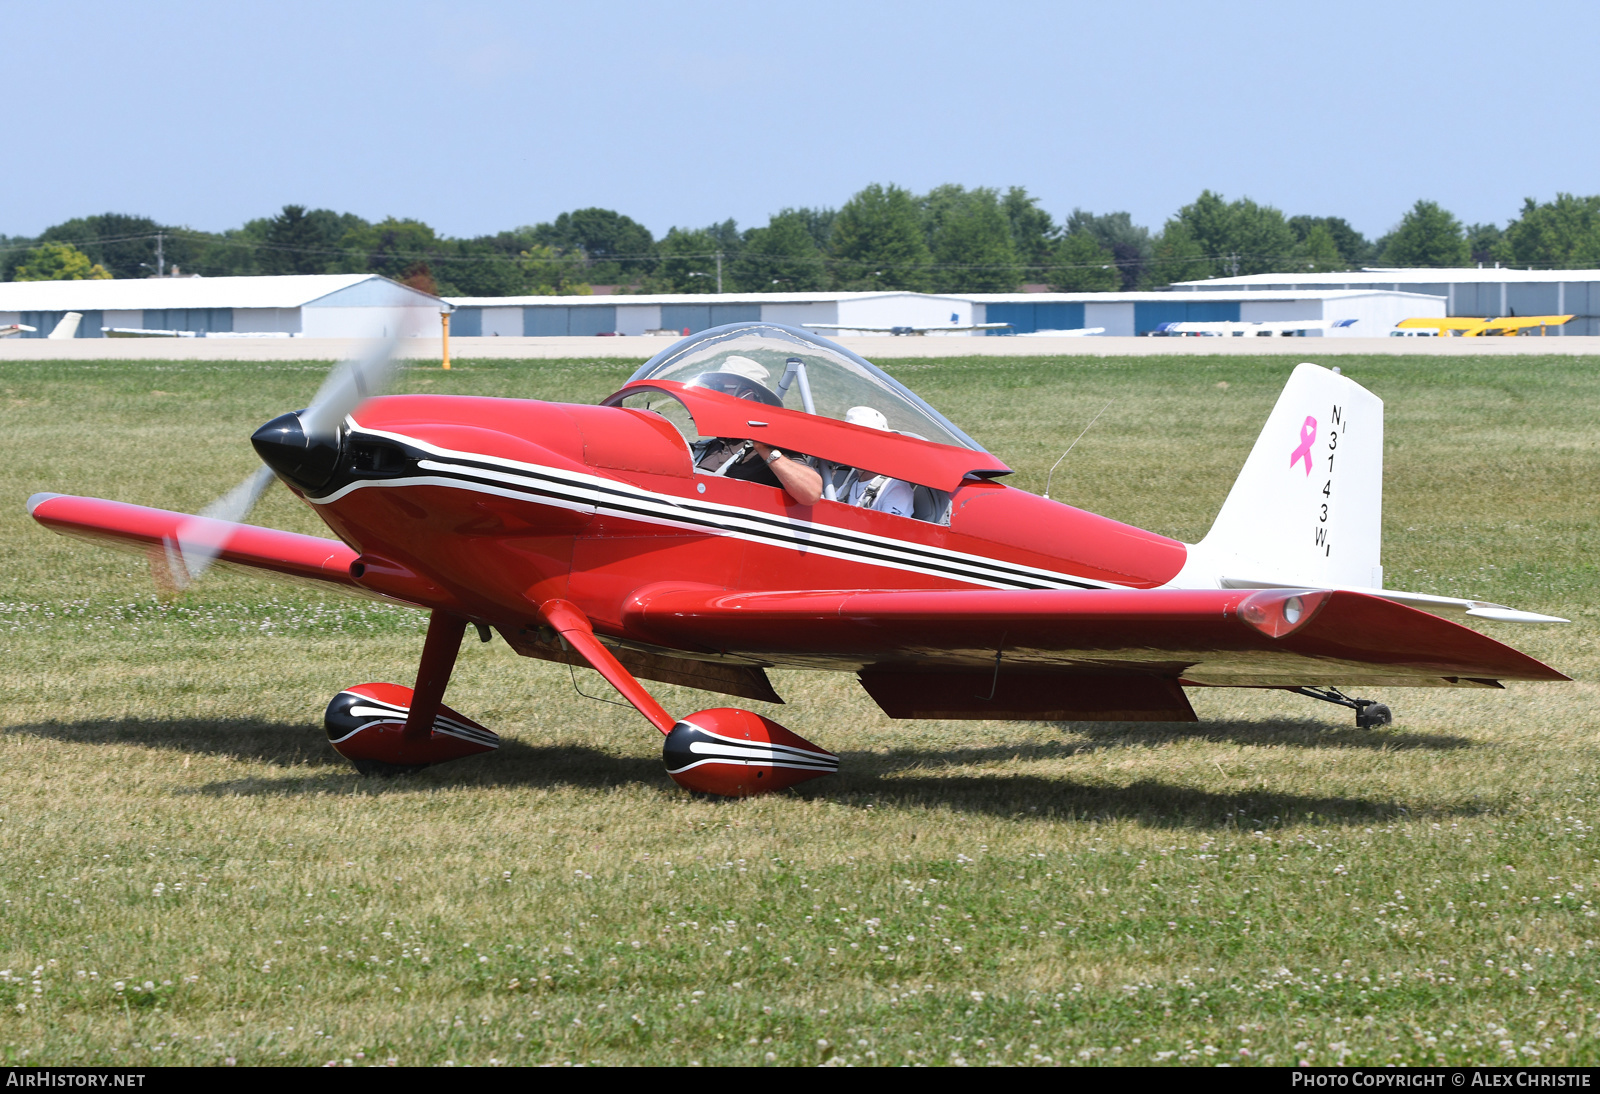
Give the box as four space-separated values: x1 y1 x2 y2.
1 351 1596 1067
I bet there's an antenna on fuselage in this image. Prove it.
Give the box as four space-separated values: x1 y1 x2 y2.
1043 399 1112 501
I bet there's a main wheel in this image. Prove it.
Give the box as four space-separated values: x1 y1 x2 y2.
663 708 838 797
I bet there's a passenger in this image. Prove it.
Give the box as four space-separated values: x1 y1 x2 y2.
689 357 824 505
842 405 915 517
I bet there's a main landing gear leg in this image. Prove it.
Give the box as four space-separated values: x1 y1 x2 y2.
323 610 501 775
537 598 837 797
1289 686 1393 729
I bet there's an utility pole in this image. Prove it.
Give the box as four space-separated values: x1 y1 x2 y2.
155 232 166 278
1229 252 1239 277
715 252 723 293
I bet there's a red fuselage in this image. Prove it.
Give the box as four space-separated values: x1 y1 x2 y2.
309 389 1186 666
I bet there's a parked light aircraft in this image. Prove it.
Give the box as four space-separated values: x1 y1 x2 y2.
1156 319 1358 337
1396 316 1574 337
803 320 1012 336
28 323 1567 796
0 324 37 338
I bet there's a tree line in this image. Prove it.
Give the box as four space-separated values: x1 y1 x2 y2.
5 187 1600 295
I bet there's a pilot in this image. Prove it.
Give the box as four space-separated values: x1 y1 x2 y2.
689 357 824 505
841 405 915 517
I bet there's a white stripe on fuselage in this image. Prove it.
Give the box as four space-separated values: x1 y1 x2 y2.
320 423 1120 593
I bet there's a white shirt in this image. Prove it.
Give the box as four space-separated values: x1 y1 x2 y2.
847 475 915 517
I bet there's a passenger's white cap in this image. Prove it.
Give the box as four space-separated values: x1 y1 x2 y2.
716 355 770 384
846 405 889 431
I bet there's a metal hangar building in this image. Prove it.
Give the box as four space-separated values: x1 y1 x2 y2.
0 274 445 338
445 288 1442 338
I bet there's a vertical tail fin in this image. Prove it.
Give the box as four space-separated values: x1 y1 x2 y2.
47 312 82 340
1197 362 1384 590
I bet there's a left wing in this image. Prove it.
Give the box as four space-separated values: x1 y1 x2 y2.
29 493 363 593
624 584 1568 694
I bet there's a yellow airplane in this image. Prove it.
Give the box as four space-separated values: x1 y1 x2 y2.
1396 315 1573 337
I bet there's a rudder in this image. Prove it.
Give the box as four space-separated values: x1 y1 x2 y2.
1197 362 1384 590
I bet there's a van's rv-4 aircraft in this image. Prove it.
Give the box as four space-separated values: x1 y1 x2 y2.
28 323 1568 796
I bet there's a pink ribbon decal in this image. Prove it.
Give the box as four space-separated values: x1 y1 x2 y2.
1289 415 1317 476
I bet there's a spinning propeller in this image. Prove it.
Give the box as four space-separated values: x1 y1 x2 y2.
165 336 400 590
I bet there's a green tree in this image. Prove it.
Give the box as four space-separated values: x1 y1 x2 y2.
181 225 264 277
646 227 723 292
0 235 28 282
259 205 369 275
39 213 191 278
828 183 931 291
1289 215 1371 268
1143 220 1212 287
1466 222 1509 267
1065 209 1151 290
1046 233 1119 291
1002 187 1059 279
1502 194 1600 269
519 244 591 295
733 211 825 291
13 241 111 281
531 208 655 285
338 217 442 284
782 206 835 251
1294 224 1347 271
1173 190 1298 278
920 185 1019 292
432 229 546 296
1379 200 1470 267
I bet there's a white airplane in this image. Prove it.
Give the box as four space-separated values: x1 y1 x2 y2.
802 321 1012 336
1156 318 1358 337
1016 327 1106 337
103 327 199 339
0 324 37 338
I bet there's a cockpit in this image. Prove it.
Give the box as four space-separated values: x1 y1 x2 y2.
601 323 1010 524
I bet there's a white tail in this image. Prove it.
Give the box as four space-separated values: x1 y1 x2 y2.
1194 362 1384 590
47 312 83 340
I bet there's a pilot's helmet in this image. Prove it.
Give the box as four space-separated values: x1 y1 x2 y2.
687 355 782 407
845 405 890 431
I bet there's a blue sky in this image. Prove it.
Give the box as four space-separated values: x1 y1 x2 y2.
8 0 1596 242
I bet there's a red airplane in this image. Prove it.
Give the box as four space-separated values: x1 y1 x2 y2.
28 323 1568 796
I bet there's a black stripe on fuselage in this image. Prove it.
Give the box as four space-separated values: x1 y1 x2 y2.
327 428 1114 593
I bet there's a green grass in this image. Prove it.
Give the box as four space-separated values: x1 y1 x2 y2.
1 352 1596 1067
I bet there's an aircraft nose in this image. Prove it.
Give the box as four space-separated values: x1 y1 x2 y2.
251 410 343 489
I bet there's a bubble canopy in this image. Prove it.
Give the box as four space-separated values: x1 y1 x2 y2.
619 323 988 453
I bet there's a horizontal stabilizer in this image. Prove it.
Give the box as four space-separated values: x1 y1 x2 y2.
1221 576 1568 624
